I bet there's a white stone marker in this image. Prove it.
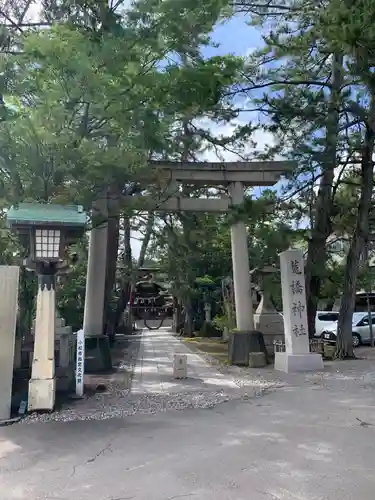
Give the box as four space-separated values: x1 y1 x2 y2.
28 273 57 412
75 329 85 396
173 354 187 379
0 266 19 421
275 249 324 373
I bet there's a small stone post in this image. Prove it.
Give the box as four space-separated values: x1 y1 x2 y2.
173 354 187 379
204 303 212 322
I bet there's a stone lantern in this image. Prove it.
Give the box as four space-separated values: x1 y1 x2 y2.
7 203 86 411
251 265 285 354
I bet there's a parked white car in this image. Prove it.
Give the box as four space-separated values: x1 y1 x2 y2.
315 311 340 337
321 312 375 347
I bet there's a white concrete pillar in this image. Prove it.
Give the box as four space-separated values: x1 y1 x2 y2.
28 272 56 412
0 266 20 421
83 198 108 337
229 181 254 331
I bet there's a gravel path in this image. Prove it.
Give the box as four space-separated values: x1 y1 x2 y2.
21 329 278 424
20 331 375 425
21 334 140 424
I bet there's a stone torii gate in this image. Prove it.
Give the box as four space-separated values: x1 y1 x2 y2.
83 160 294 360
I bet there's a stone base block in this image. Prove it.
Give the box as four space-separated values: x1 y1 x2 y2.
249 352 266 368
84 336 112 373
56 366 75 392
274 352 324 373
228 331 251 366
28 377 56 412
323 344 336 359
56 376 69 392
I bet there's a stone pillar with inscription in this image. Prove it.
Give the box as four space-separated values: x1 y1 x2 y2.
275 249 324 373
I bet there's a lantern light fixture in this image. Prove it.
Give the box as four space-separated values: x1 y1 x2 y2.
34 228 61 260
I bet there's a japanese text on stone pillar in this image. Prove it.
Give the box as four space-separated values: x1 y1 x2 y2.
290 259 307 337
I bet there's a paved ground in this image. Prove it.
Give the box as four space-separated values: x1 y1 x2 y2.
131 328 239 394
1 329 375 499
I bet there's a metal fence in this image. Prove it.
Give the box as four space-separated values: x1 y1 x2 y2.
273 338 324 354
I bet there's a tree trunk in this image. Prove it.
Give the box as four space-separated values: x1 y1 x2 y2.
107 216 133 334
183 296 194 337
172 297 183 333
336 96 375 358
166 218 184 333
103 184 121 336
137 213 154 268
104 213 120 334
305 53 343 337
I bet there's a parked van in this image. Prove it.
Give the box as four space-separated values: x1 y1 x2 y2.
315 311 340 337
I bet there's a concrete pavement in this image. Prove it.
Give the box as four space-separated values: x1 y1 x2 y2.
1 330 375 499
1 383 375 500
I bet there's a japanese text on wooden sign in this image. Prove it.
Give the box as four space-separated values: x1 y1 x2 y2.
76 329 85 397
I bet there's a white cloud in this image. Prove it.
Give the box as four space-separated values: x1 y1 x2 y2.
21 1 42 22
195 115 276 162
244 47 257 57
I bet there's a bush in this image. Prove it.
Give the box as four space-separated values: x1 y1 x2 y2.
199 320 222 338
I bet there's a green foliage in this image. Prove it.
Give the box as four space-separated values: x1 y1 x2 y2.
212 314 231 332
199 320 221 337
0 1 243 207
0 0 245 333
195 276 215 288
56 241 88 331
17 269 37 337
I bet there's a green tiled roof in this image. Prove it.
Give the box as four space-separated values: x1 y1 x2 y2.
7 203 87 227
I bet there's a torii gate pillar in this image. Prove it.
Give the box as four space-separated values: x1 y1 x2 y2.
82 196 112 371
229 181 254 331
